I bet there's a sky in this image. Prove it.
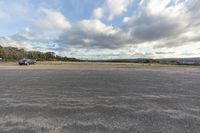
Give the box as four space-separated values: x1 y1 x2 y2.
0 0 200 59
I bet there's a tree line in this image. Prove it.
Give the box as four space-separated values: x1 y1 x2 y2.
0 45 79 62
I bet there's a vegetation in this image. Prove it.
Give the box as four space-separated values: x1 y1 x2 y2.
0 45 79 62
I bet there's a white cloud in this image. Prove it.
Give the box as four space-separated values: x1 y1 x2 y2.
0 36 33 50
106 0 133 20
147 0 171 14
93 8 103 19
12 8 72 42
25 27 31 32
35 8 71 32
79 19 118 35
93 0 133 20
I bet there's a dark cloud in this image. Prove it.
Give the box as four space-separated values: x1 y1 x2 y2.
123 10 186 43
57 20 134 49
155 52 175 55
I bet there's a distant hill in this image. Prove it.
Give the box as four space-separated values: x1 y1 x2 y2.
85 58 200 65
159 58 200 63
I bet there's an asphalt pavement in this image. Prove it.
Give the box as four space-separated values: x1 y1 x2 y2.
0 65 200 133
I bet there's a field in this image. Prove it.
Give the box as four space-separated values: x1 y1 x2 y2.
0 63 200 133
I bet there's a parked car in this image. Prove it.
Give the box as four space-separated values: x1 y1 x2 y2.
19 58 36 65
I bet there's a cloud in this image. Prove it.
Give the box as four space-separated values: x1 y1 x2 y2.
35 8 71 32
93 8 104 19
12 8 71 42
123 11 187 43
123 0 200 48
11 27 44 42
93 0 133 20
0 6 71 53
58 19 133 49
147 0 171 14
48 0 200 58
1 0 200 59
106 0 133 20
0 36 33 50
0 0 33 24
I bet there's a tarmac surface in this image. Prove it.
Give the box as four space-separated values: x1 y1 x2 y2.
0 63 200 133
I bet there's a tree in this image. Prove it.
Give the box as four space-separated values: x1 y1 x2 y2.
0 45 79 62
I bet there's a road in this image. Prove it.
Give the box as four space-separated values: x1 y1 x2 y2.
0 64 200 133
